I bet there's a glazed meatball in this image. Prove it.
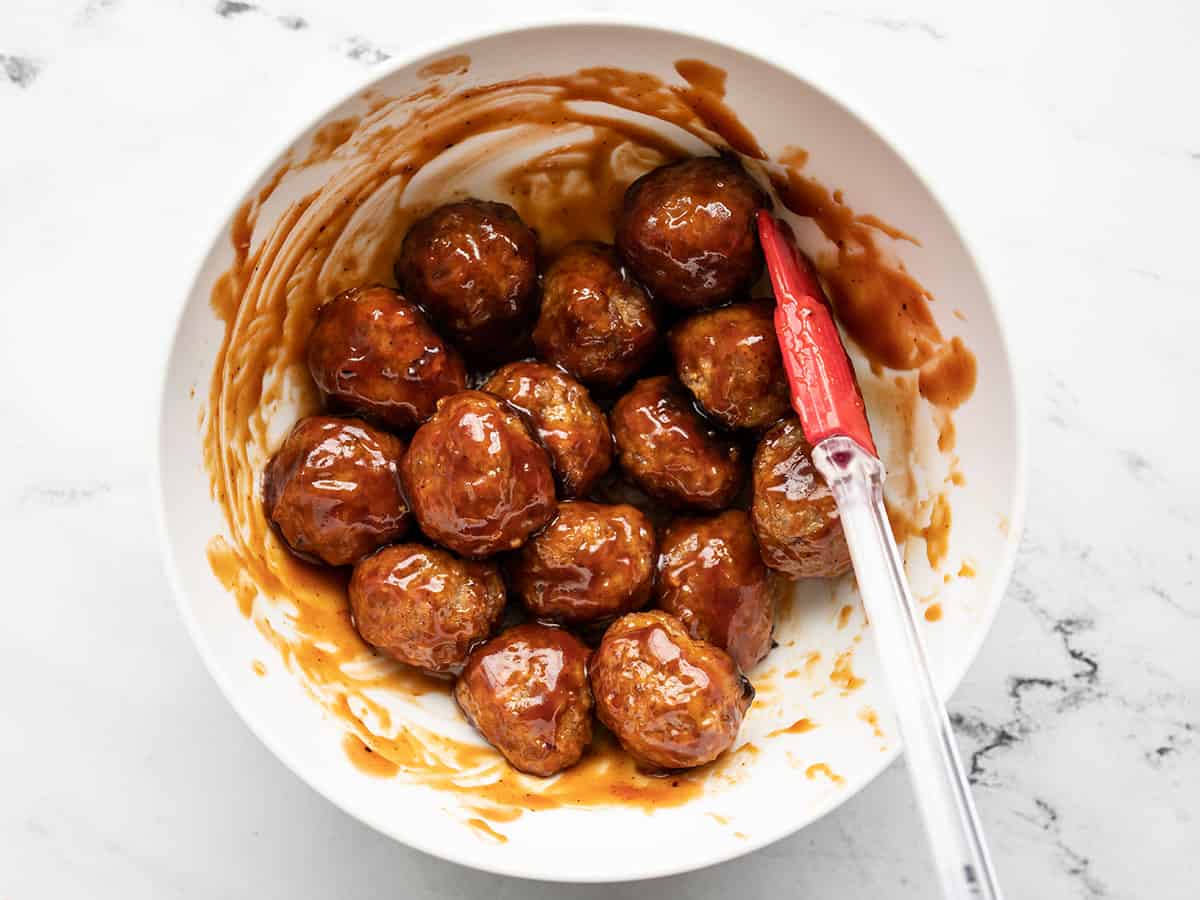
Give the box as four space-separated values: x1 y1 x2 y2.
751 416 851 578
455 623 593 776
482 361 613 498
401 391 556 558
655 510 779 671
532 242 659 387
669 300 790 430
307 285 467 430
349 543 505 673
263 416 409 566
616 156 769 309
610 376 744 511
590 611 753 769
508 501 655 626
397 200 538 355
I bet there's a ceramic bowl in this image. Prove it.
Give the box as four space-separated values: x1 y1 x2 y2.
156 22 1024 882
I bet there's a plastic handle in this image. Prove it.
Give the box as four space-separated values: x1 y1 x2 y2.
812 436 1003 900
756 211 876 455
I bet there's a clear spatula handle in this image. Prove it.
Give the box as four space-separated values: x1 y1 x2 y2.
813 436 1003 900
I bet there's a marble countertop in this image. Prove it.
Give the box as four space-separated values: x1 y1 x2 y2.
2 0 1196 897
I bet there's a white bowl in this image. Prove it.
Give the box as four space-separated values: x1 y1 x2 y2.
156 22 1024 883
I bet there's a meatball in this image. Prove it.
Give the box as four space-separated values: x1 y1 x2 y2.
482 361 613 498
751 416 851 578
455 623 593 776
401 391 556 558
532 242 659 387
669 300 790 430
590 611 753 770
307 285 467 430
263 416 409 566
396 200 538 355
508 501 655 626
616 156 769 309
655 510 779 671
610 376 744 511
349 543 505 673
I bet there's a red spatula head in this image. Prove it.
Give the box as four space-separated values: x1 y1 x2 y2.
757 210 877 457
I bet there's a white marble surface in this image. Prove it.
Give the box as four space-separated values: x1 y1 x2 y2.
2 0 1197 896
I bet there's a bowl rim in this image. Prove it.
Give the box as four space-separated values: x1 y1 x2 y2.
152 14 1028 884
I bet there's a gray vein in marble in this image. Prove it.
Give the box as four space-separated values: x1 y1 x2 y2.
863 16 946 40
203 0 403 67
78 0 119 21
1 54 41 88
341 35 391 65
1120 449 1156 483
1146 720 1196 766
1013 577 1101 689
18 480 112 506
1147 583 1199 619
214 0 256 17
1046 375 1080 430
1021 798 1109 898
949 558 1110 788
211 1 309 34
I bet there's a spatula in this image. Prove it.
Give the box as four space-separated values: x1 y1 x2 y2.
757 210 1002 900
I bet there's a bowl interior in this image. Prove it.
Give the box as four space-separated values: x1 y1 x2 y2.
158 23 1022 882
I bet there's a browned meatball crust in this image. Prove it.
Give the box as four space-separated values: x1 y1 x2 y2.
532 242 659 387
455 623 593 776
307 285 467 430
669 300 790 430
590 611 753 770
751 416 851 578
482 361 613 498
655 510 779 671
396 200 538 354
401 391 556 558
263 416 409 566
349 544 505 673
610 376 744 511
508 501 655 626
616 157 769 309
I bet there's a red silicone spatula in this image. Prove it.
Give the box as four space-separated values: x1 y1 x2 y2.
757 211 1003 900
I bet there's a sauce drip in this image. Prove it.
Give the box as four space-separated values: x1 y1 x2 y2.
924 603 943 622
805 763 846 786
418 54 471 79
924 494 952 569
919 337 978 409
858 707 884 739
466 818 508 843
830 651 865 692
199 59 970 816
768 717 817 738
674 59 727 97
342 732 401 777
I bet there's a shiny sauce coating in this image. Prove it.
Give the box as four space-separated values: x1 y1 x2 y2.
508 501 655 626
482 361 613 498
610 375 745 511
590 611 753 770
401 391 556 558
655 509 780 671
263 415 409 567
202 58 972 812
455 623 593 776
307 285 467 429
